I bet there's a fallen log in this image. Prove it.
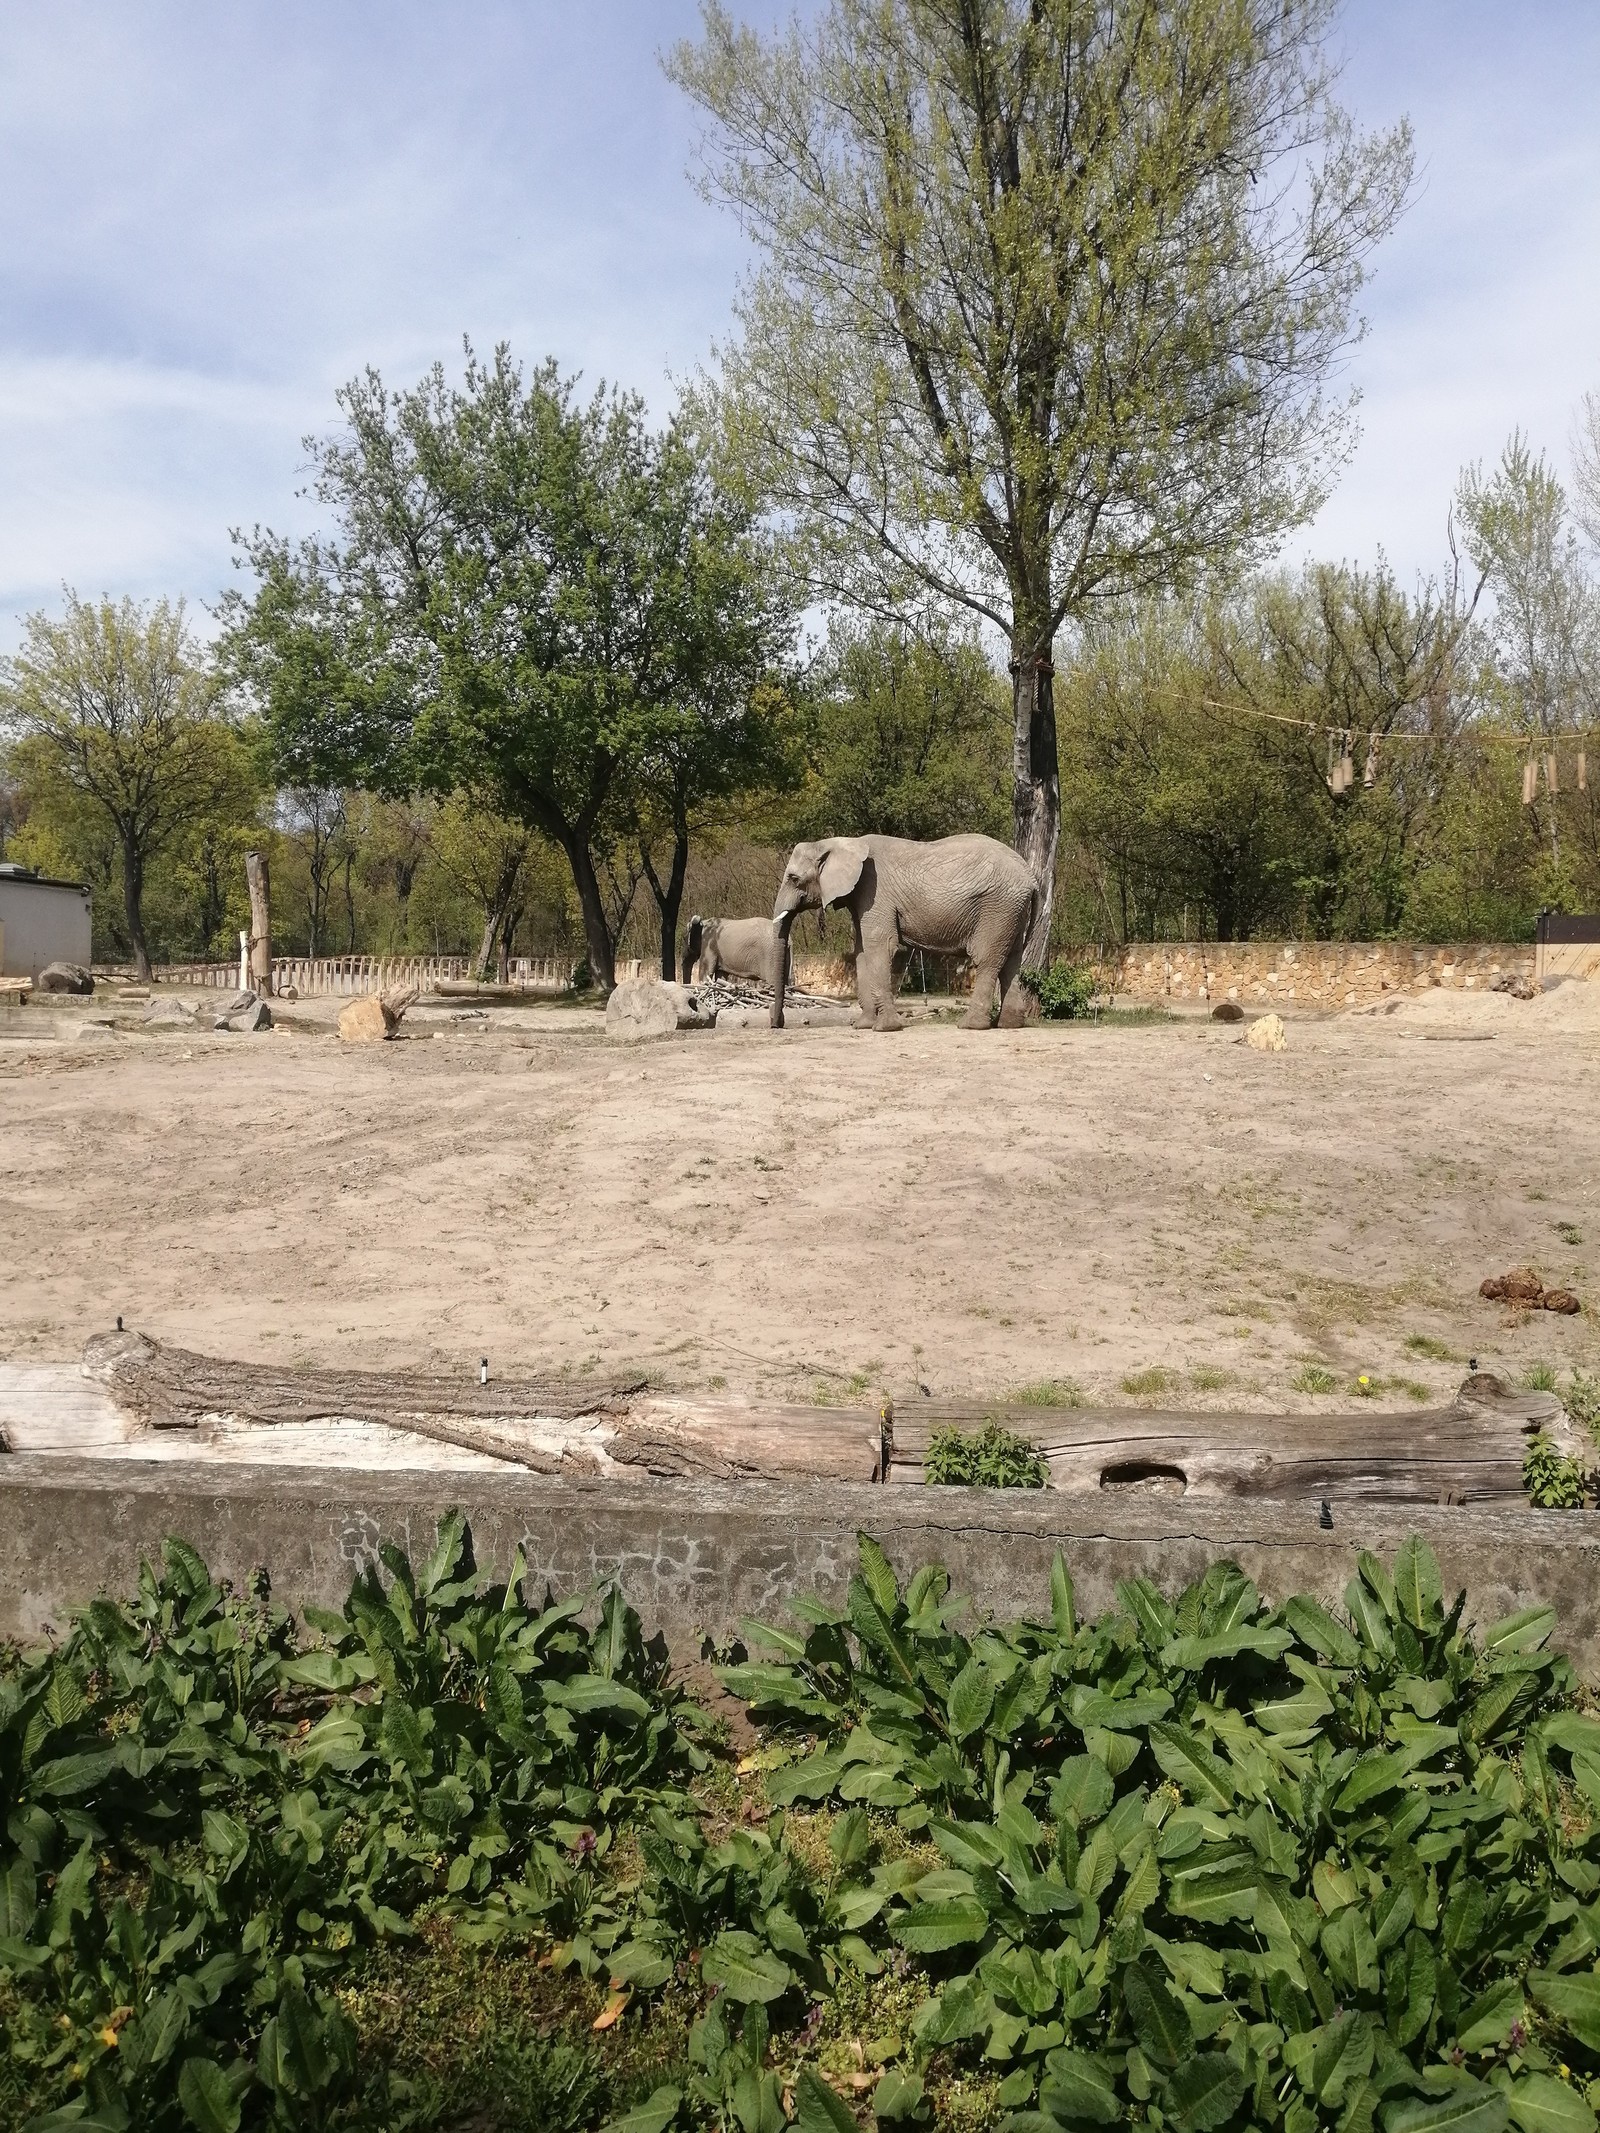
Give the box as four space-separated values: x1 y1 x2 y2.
888 1375 1564 1505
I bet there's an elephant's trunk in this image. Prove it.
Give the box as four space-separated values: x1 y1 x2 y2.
681 916 703 986
770 914 791 1030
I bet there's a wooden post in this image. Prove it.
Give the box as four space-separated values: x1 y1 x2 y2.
244 851 273 996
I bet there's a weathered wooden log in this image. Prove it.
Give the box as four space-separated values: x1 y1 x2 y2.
888 1375 1563 1505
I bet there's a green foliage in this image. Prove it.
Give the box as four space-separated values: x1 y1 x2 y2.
1566 1374 1600 1441
12 1528 1600 2133
785 621 1010 846
1019 963 1098 1021
1523 1435 1590 1510
726 1533 1600 2133
1294 1366 1340 1395
924 1424 1049 1490
0 1516 706 2129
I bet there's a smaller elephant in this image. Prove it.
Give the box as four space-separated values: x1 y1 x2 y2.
681 914 792 1028
772 833 1038 1031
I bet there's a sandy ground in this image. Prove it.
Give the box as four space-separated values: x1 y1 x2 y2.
1 982 1596 1414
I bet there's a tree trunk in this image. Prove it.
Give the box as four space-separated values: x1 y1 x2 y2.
497 904 521 985
1011 633 1060 965
563 836 617 992
122 838 151 981
642 825 691 980
245 849 273 995
475 910 498 981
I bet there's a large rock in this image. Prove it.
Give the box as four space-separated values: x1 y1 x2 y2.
215 1001 273 1033
222 989 257 1014
71 1018 117 1043
338 986 417 1044
1246 1011 1287 1053
605 978 715 1041
143 998 197 1029
36 962 93 995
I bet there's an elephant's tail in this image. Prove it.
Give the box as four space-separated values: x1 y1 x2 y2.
681 916 704 985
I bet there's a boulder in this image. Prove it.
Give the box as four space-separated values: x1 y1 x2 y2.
71 1018 117 1043
143 998 197 1029
1480 1268 1545 1304
338 985 417 1044
1489 972 1537 1000
606 978 715 1041
1211 1001 1245 1023
222 989 257 1014
215 1000 273 1033
1245 1011 1287 1053
36 962 93 995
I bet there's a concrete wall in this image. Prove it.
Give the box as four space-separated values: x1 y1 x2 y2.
0 875 92 979
5 1457 1599 1673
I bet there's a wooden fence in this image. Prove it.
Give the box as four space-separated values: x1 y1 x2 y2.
152 954 578 998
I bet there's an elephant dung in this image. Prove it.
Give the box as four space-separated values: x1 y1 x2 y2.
605 978 714 1042
1245 1012 1287 1053
338 987 416 1043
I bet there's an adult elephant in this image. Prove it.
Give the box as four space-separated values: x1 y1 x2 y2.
681 915 791 1027
772 834 1039 1032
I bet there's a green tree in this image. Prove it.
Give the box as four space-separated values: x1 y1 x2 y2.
791 619 1009 843
225 351 793 992
0 595 243 976
669 0 1412 957
1457 434 1600 896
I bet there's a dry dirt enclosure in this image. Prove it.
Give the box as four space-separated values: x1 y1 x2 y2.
0 986 1596 1413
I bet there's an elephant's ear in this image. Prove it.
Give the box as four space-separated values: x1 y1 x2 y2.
817 840 868 906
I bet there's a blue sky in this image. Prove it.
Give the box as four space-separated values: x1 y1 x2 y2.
0 0 1595 643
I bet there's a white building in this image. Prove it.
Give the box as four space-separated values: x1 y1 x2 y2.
0 864 93 979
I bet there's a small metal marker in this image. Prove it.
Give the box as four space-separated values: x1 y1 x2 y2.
480 1356 489 1386
116 1315 123 1332
1319 1499 1333 1530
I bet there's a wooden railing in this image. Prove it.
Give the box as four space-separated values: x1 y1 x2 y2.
151 955 578 997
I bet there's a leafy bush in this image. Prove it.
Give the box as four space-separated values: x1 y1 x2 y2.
1019 962 1098 1021
1566 1372 1600 1440
726 1533 1600 2133
925 1422 1049 1489
1293 1365 1339 1395
1523 1433 1590 1509
10 1525 1600 2133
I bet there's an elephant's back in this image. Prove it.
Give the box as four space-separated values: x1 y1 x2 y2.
878 833 1035 896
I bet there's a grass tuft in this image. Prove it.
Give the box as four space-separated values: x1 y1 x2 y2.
1292 1364 1339 1394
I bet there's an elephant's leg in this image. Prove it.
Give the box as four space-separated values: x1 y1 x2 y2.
995 934 1029 1028
960 959 1002 1030
859 934 904 1031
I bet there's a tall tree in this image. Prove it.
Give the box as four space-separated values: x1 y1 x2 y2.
1457 434 1600 888
669 0 1413 956
0 595 238 976
224 351 792 992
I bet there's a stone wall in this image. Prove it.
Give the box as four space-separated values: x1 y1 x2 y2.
4 1456 1600 1674
1108 940 1534 1012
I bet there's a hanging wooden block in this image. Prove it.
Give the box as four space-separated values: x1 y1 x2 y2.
1523 759 1538 806
1545 753 1559 796
1363 732 1380 788
1579 752 1588 793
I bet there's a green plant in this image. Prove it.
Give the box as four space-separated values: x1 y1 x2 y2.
1404 1334 1457 1362
1566 1369 1600 1439
924 1421 1048 1489
1188 1365 1233 1392
1292 1363 1339 1393
1556 1223 1584 1245
1525 1362 1560 1393
726 1531 1600 2133
1523 1433 1589 1509
1012 1379 1083 1409
1019 960 1098 1021
1120 1366 1175 1399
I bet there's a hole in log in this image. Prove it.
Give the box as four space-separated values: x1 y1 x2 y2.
1100 1460 1187 1496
